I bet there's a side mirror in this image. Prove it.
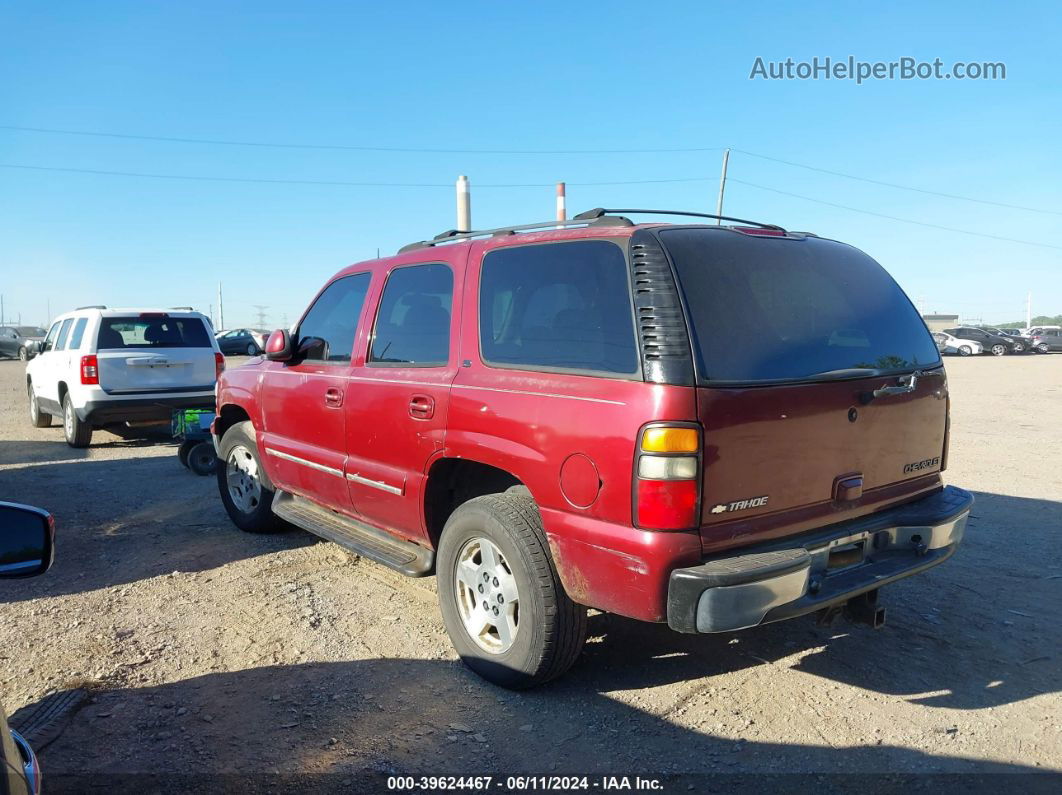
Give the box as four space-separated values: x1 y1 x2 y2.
0 502 54 579
264 329 293 361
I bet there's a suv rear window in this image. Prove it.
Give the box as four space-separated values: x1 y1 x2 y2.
660 229 941 384
479 240 638 376
97 317 212 349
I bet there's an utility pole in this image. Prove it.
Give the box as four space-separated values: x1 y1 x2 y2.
715 148 731 224
1 294 4 325
1026 292 1032 330
252 305 269 328
456 175 471 232
556 182 566 222
217 282 225 331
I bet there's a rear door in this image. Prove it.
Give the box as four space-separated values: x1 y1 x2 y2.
95 314 217 394
344 257 461 539
657 228 948 552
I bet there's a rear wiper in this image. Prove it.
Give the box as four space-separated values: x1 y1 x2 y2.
860 369 940 404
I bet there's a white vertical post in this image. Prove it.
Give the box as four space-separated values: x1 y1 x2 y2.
715 148 731 224
1026 292 1032 331
217 282 225 330
556 182 566 222
456 175 471 232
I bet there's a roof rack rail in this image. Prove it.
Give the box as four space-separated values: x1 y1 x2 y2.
573 208 785 232
398 215 633 254
168 306 194 310
75 305 107 310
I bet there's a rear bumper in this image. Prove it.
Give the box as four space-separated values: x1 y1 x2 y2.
667 486 973 633
80 395 215 426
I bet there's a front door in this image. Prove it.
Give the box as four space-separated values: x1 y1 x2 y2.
345 259 460 541
259 272 372 513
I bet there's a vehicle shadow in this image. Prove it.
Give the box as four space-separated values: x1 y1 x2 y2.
0 432 172 467
0 455 315 604
35 658 1058 793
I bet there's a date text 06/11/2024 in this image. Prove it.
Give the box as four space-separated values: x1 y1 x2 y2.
386 775 664 791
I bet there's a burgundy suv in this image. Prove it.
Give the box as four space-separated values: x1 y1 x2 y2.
213 208 972 689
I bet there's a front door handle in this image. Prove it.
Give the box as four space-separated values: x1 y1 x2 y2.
324 387 344 408
409 394 435 419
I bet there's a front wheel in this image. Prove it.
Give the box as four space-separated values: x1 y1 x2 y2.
958 345 972 357
18 347 29 362
1012 341 1025 353
245 343 258 356
62 393 92 447
991 344 1007 356
216 421 283 532
1038 343 1050 353
437 493 587 689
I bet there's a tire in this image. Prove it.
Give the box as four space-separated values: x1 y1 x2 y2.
188 441 217 476
958 345 972 357
245 343 258 356
437 493 588 689
178 439 196 468
18 347 28 362
1012 341 1025 353
216 420 282 532
62 393 92 447
990 344 1007 356
28 382 51 427
1038 343 1050 353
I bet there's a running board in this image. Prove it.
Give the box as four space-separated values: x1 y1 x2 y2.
272 491 434 577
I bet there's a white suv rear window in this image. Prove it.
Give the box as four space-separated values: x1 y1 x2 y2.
97 317 212 349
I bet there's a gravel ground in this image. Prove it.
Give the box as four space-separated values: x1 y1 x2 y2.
0 353 1059 790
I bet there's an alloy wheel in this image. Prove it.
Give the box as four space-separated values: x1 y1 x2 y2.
454 536 520 654
226 444 262 514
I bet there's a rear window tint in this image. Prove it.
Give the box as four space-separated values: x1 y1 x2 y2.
370 263 453 367
660 229 941 384
478 241 638 376
97 317 212 349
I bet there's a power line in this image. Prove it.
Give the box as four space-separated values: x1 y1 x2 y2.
731 149 1062 217
728 178 1062 251
0 125 722 155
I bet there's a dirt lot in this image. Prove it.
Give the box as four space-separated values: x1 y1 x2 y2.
0 353 1059 790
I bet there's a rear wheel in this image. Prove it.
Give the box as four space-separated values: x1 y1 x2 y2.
178 439 196 468
958 345 972 357
188 441 217 476
27 382 51 428
1037 343 1050 353
437 493 587 689
18 346 29 362
990 344 1007 356
245 342 257 356
216 421 282 532
1012 341 1025 353
62 393 92 447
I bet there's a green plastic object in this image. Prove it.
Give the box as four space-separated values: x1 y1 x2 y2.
172 408 215 439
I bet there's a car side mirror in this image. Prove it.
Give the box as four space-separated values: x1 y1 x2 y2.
0 502 54 579
265 329 293 361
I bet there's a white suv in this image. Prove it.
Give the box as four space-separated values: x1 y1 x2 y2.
25 306 223 447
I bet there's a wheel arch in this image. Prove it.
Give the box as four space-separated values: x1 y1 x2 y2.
423 457 528 550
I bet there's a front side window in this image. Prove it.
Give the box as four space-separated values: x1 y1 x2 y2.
369 263 453 367
478 241 638 376
96 317 212 349
55 319 74 351
297 272 371 363
42 322 61 352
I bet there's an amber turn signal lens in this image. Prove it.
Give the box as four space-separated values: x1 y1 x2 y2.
640 427 699 453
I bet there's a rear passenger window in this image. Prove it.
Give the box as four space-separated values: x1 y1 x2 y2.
55 319 74 351
297 272 371 363
478 241 638 376
370 263 453 366
68 318 88 350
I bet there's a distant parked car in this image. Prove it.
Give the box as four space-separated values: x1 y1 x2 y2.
943 327 1024 355
215 328 263 356
1030 330 1062 353
1028 325 1061 338
0 326 48 361
996 328 1027 339
932 332 983 356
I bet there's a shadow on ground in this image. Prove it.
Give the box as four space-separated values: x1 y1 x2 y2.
36 658 1059 793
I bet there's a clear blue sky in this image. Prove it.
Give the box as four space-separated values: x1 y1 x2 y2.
1 0 1059 329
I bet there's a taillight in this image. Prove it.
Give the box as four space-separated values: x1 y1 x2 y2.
215 352 225 380
634 423 701 530
80 355 99 385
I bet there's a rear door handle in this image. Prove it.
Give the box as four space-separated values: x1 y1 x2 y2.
409 394 435 419
325 387 344 407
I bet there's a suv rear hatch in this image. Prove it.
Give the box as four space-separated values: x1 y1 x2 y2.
95 314 217 394
657 227 948 553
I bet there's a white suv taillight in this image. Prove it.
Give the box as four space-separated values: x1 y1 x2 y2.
80 355 99 385
215 352 225 380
